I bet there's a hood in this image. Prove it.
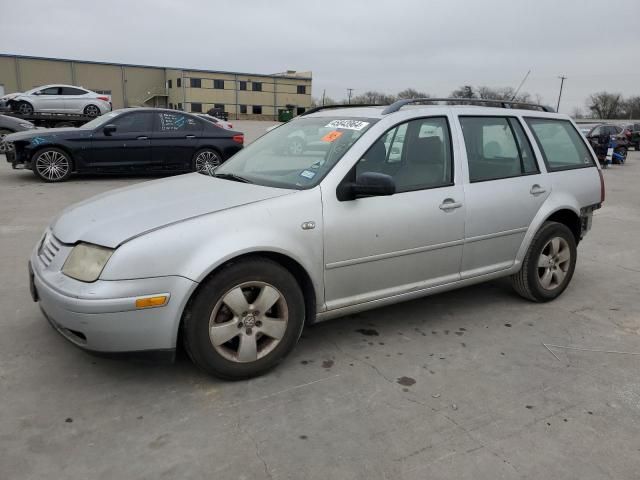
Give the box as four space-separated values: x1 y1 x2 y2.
52 173 294 248
5 127 86 143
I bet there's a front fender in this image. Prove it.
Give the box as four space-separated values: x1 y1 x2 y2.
100 188 325 309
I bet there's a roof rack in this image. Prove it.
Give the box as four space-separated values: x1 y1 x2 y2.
381 98 555 115
300 104 386 116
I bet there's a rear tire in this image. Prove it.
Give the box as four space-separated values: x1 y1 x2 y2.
83 104 100 117
32 147 73 182
511 221 577 302
192 148 222 174
183 258 305 379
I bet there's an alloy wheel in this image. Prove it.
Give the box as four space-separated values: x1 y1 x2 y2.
537 237 571 290
18 103 33 115
208 281 289 363
35 150 70 181
195 150 221 174
84 105 100 117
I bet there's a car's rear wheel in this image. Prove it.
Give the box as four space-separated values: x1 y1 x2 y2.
17 101 34 115
192 148 222 175
511 221 577 302
0 128 13 154
83 104 100 117
183 258 305 379
33 148 73 182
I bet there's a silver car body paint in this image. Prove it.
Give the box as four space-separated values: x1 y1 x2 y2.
31 105 602 353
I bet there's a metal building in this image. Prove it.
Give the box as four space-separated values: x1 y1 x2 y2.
0 54 312 119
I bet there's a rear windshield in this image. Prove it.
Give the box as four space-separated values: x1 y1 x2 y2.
214 117 377 189
525 118 595 171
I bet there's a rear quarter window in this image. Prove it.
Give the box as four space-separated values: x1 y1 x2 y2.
525 118 595 171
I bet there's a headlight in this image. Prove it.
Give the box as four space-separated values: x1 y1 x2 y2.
62 243 114 282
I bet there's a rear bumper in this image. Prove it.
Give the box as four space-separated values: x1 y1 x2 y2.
30 249 197 354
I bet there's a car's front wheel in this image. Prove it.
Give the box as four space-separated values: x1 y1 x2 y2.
0 128 13 154
32 148 73 182
183 258 305 379
17 101 34 115
511 221 577 302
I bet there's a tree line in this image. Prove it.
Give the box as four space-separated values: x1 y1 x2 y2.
313 86 640 119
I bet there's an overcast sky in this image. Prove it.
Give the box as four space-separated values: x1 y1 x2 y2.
1 0 638 113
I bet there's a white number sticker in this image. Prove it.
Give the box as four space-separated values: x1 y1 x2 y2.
324 120 370 131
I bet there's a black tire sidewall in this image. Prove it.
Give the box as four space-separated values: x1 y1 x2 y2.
19 102 33 115
84 104 100 117
32 147 73 182
525 222 577 301
184 258 305 379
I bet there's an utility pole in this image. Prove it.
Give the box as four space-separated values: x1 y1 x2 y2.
556 75 567 112
347 88 353 104
321 89 326 106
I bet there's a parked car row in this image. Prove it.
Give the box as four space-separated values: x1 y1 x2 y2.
583 123 635 164
5 108 244 182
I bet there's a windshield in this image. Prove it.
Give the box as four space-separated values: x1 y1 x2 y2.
213 116 377 189
79 110 124 129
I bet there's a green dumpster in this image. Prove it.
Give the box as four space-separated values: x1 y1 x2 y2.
278 109 293 122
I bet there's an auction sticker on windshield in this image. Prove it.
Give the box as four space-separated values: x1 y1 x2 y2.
321 130 343 142
324 120 370 131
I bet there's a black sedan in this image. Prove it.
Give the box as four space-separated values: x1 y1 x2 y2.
5 108 244 182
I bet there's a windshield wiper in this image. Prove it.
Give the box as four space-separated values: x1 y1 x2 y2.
212 173 253 184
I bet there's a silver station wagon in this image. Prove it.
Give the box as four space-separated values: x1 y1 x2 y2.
30 99 605 379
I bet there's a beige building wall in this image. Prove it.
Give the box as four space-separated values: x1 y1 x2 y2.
0 55 312 119
18 58 73 90
73 62 125 108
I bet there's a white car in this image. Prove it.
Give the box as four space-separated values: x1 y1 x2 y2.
9 85 111 117
197 114 234 130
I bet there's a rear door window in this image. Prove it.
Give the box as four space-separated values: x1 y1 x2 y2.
61 87 87 96
459 116 538 182
525 118 595 171
156 112 202 132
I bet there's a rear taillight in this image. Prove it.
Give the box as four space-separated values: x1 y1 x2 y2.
97 96 110 102
232 134 244 144
598 168 605 203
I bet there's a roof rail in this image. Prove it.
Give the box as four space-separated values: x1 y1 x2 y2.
381 98 555 115
300 104 386 116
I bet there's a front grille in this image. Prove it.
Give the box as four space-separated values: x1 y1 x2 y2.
38 233 61 267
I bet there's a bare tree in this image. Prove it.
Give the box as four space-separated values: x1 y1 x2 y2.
570 107 584 119
621 96 640 119
397 88 429 99
450 85 476 99
351 91 396 105
587 92 623 119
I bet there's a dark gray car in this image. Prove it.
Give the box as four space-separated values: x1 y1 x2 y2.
0 114 36 154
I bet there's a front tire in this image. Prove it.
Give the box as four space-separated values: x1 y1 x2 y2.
32 148 73 182
183 258 305 379
17 101 34 115
192 148 222 174
0 128 13 154
511 221 577 302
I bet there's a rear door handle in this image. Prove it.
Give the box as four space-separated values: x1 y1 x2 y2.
439 198 463 211
136 136 148 140
185 135 197 139
530 184 546 195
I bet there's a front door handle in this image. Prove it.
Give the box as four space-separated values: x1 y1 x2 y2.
530 184 546 196
136 136 148 140
185 135 197 139
439 198 463 211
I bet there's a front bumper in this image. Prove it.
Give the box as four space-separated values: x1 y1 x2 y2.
30 242 197 354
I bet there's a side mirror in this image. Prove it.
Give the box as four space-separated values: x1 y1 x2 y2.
103 124 117 136
33 91 42 96
338 172 396 201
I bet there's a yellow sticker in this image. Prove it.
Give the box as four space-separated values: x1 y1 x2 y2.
321 130 343 142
